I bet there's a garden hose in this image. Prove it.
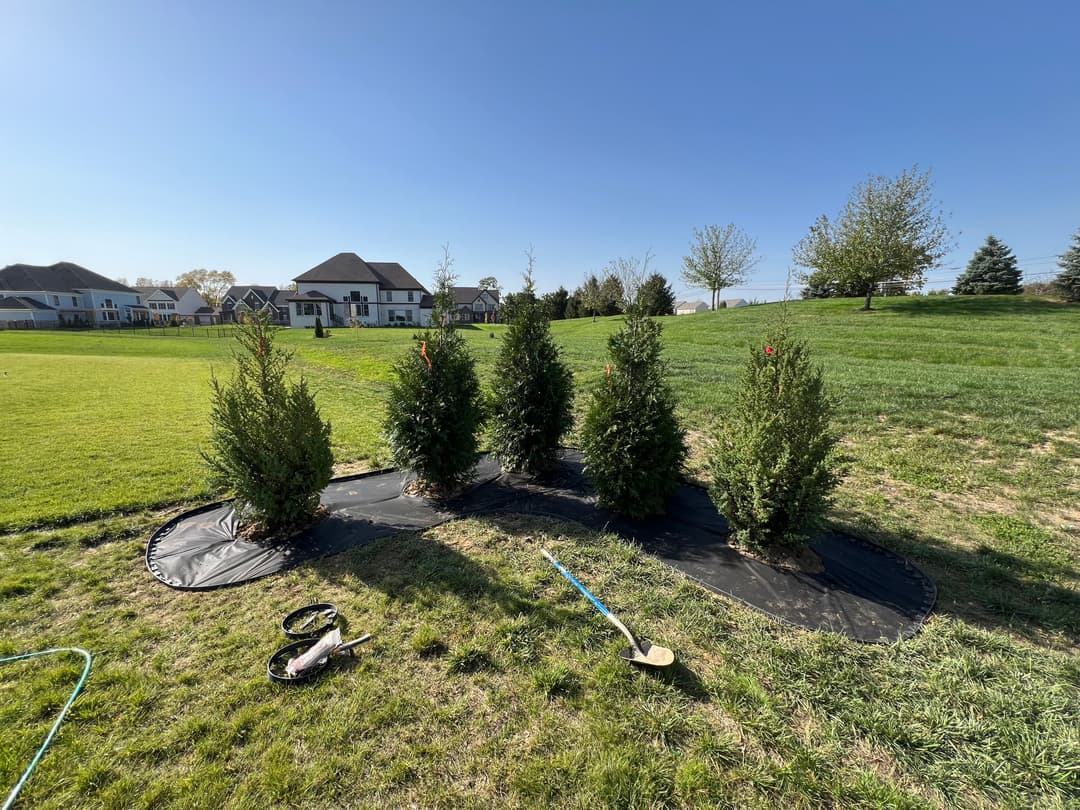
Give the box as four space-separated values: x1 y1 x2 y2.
1 647 92 810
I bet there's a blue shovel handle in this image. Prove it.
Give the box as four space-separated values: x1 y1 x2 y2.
540 548 612 618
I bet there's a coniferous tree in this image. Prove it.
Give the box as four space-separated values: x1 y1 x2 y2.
490 254 574 474
204 310 333 535
708 319 838 550
581 312 686 518
384 249 485 496
636 272 676 316
1054 229 1080 302
953 235 1022 295
314 315 325 338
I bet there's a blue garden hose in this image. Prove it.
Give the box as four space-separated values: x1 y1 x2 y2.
0 648 92 810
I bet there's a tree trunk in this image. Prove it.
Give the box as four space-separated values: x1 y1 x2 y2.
863 289 873 310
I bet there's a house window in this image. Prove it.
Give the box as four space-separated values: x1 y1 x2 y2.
52 295 60 306
167 303 175 310
407 291 414 302
350 291 364 302
71 296 78 307
302 303 315 316
384 291 392 302
295 303 303 316
104 298 114 309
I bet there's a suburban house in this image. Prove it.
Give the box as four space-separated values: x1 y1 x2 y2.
220 286 291 325
135 286 213 324
451 286 500 323
0 262 148 327
290 252 431 328
675 301 710 315
720 298 749 309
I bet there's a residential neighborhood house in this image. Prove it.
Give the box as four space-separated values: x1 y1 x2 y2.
220 286 291 325
290 252 431 328
0 262 148 327
450 286 500 323
135 286 215 325
720 298 749 309
675 300 710 315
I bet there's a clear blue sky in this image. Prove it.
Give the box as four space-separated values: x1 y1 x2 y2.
3 1 1078 301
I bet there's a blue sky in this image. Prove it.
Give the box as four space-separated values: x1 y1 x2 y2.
2 1 1077 301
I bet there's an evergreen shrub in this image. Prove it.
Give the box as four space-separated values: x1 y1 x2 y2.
581 313 686 518
203 311 334 535
490 282 574 475
708 322 838 550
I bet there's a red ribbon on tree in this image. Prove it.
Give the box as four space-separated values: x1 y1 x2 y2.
421 341 432 369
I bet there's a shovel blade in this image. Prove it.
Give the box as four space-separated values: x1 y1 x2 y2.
619 638 675 668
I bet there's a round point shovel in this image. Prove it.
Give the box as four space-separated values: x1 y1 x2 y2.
540 548 675 668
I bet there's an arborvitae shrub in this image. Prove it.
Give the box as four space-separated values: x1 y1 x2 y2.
314 316 325 338
490 283 574 474
203 310 334 535
385 326 485 495
708 322 838 550
581 313 686 518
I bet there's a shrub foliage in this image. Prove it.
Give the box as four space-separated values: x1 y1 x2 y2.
203 311 334 534
490 279 574 474
581 313 686 518
708 322 838 550
385 326 485 495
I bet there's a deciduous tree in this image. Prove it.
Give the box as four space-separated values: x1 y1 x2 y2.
793 165 951 311
175 269 236 307
682 224 759 311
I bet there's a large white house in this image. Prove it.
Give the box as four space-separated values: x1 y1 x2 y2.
135 286 212 324
290 253 431 328
0 262 148 327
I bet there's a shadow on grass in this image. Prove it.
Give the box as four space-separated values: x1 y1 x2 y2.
878 295 1073 318
309 526 587 631
833 517 1080 646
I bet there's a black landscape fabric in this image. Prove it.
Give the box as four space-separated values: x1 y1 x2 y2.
146 451 936 643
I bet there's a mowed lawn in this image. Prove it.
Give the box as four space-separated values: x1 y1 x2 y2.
1 296 1079 809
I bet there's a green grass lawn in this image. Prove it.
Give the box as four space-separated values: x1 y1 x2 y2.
1 296 1078 808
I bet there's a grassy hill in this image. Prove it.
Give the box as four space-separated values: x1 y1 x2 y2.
1 296 1078 808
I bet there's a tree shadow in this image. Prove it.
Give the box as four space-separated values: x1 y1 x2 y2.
308 524 585 630
879 296 1072 318
829 517 1080 647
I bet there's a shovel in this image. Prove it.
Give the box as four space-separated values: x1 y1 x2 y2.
540 548 675 668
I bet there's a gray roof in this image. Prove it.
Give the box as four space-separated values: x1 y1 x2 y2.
368 261 427 291
223 286 276 305
676 301 708 309
294 253 380 284
135 286 193 301
287 290 337 302
419 293 434 309
0 262 136 294
0 295 55 311
451 286 500 306
269 289 292 307
294 253 428 291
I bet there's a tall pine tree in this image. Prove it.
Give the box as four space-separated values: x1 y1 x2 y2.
953 235 1022 295
1053 229 1080 303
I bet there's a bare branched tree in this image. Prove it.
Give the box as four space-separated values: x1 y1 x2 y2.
682 224 759 311
431 243 458 327
606 250 654 313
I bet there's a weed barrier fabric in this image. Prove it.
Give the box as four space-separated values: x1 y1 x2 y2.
146 451 936 643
